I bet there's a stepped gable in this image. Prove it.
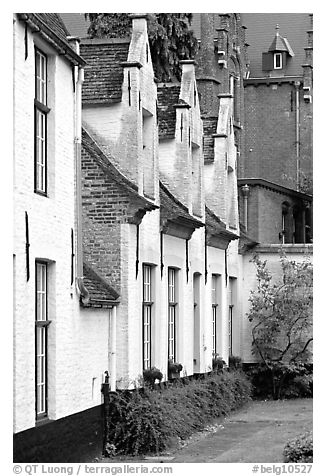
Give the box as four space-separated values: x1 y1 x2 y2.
157 83 189 139
82 261 119 307
80 38 130 105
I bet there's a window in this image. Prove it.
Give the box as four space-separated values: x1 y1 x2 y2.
35 261 51 419
168 268 177 362
211 275 218 356
228 304 233 356
228 277 236 357
35 49 49 194
143 265 153 370
274 53 282 69
193 273 201 369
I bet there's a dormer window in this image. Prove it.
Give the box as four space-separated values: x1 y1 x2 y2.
261 25 294 73
274 53 282 69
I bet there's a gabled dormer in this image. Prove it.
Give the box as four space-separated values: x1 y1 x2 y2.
157 60 204 218
204 93 239 233
262 25 294 75
80 14 159 202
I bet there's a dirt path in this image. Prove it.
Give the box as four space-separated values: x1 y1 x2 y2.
102 399 312 464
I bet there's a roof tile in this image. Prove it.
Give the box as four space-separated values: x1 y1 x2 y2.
203 117 218 162
80 40 130 104
83 261 119 305
160 182 203 230
157 84 181 139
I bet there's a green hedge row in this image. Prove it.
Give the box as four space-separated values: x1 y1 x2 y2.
104 370 252 456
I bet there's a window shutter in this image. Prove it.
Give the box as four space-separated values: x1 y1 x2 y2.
262 52 273 71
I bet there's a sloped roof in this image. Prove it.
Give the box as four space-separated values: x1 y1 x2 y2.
17 13 85 66
238 225 259 254
82 127 157 213
60 13 90 39
241 13 311 78
80 39 130 104
160 181 203 231
268 29 294 56
83 261 119 307
36 13 70 40
157 84 186 139
205 206 239 242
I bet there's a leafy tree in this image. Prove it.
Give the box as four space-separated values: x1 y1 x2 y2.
85 13 198 82
247 253 313 399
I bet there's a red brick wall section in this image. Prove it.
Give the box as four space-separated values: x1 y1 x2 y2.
243 83 313 190
81 147 134 293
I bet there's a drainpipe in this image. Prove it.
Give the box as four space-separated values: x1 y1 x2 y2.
110 306 117 392
241 184 250 232
74 60 89 303
294 81 301 191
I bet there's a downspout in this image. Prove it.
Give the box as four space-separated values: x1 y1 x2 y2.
73 51 89 303
294 81 300 191
110 306 117 392
241 184 250 232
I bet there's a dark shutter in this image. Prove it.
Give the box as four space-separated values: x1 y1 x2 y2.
262 52 273 71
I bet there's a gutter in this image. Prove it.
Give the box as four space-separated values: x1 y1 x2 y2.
17 14 86 67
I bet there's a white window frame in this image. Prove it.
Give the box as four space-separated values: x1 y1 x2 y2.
35 261 50 419
274 53 282 69
168 268 177 362
143 265 153 370
211 275 218 356
34 49 49 195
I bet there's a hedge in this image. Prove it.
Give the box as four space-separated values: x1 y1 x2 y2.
104 369 252 456
283 431 313 463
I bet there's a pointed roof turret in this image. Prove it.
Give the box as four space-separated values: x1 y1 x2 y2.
268 24 294 56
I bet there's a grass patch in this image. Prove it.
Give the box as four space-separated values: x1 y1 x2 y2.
104 370 252 456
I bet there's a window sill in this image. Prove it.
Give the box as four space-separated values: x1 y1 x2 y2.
35 416 52 427
34 189 48 198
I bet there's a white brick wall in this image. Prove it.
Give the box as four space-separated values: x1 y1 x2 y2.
13 17 109 433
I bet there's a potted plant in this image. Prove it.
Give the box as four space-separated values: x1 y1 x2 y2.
168 359 183 379
143 366 163 387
